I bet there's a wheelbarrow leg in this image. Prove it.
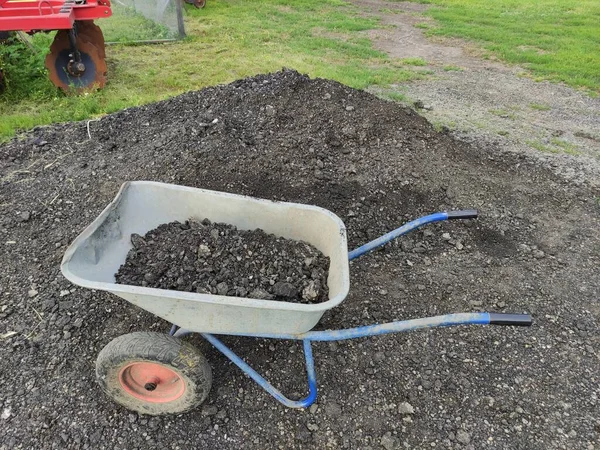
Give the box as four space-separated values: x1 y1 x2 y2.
201 334 318 408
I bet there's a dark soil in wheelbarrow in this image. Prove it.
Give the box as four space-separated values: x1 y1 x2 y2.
1 69 599 450
115 219 330 304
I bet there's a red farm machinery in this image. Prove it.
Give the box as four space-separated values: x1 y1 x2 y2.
0 0 111 92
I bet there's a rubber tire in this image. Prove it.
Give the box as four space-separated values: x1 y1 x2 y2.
96 332 212 415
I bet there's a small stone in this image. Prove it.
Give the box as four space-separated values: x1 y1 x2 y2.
63 331 71 340
497 301 506 308
210 229 219 240
324 402 342 417
59 300 73 310
456 430 471 445
345 105 355 111
532 249 545 259
323 93 331 100
379 289 388 296
380 433 396 450
130 233 145 249
374 351 385 362
201 405 218 416
216 410 227 419
307 423 319 432
198 244 211 258
73 318 84 328
59 290 70 297
20 211 31 222
416 284 426 291
273 282 297 298
442 233 451 241
302 281 319 301
401 240 413 252
398 402 414 415
265 105 276 116
28 289 38 298
249 289 272 300
455 242 464 250
309 403 318 414
216 282 228 296
519 244 531 253
1 408 11 420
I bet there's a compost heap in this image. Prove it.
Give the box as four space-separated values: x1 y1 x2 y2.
115 219 330 304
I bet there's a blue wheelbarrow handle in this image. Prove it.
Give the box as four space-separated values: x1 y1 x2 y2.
348 210 477 260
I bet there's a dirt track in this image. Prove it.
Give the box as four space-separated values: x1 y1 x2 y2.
1 69 599 449
355 0 600 186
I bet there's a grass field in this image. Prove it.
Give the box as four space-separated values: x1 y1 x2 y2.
410 0 600 93
0 0 422 140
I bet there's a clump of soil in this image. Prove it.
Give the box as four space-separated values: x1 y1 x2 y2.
114 219 330 304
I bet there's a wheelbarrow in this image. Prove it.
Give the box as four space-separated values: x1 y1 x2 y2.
61 181 532 415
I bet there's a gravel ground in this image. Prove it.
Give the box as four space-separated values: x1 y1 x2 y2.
0 70 599 449
115 219 330 304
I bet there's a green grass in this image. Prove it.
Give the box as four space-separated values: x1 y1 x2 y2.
380 91 407 102
398 57 428 66
443 64 463 71
550 137 578 154
408 0 600 93
489 107 519 120
526 139 556 153
527 138 580 155
529 102 551 111
0 0 425 140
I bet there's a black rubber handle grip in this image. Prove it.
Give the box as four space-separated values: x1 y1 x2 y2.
489 313 533 326
447 210 478 220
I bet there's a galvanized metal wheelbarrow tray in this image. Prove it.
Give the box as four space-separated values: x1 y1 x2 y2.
61 181 532 409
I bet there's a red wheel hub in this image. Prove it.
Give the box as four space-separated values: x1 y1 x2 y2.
118 362 185 403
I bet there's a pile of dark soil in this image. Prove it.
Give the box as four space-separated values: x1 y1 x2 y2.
115 219 330 304
0 69 598 450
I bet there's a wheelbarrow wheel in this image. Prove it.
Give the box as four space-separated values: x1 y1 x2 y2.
96 332 212 415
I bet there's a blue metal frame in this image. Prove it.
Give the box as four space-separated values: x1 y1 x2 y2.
167 211 532 409
203 334 317 408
